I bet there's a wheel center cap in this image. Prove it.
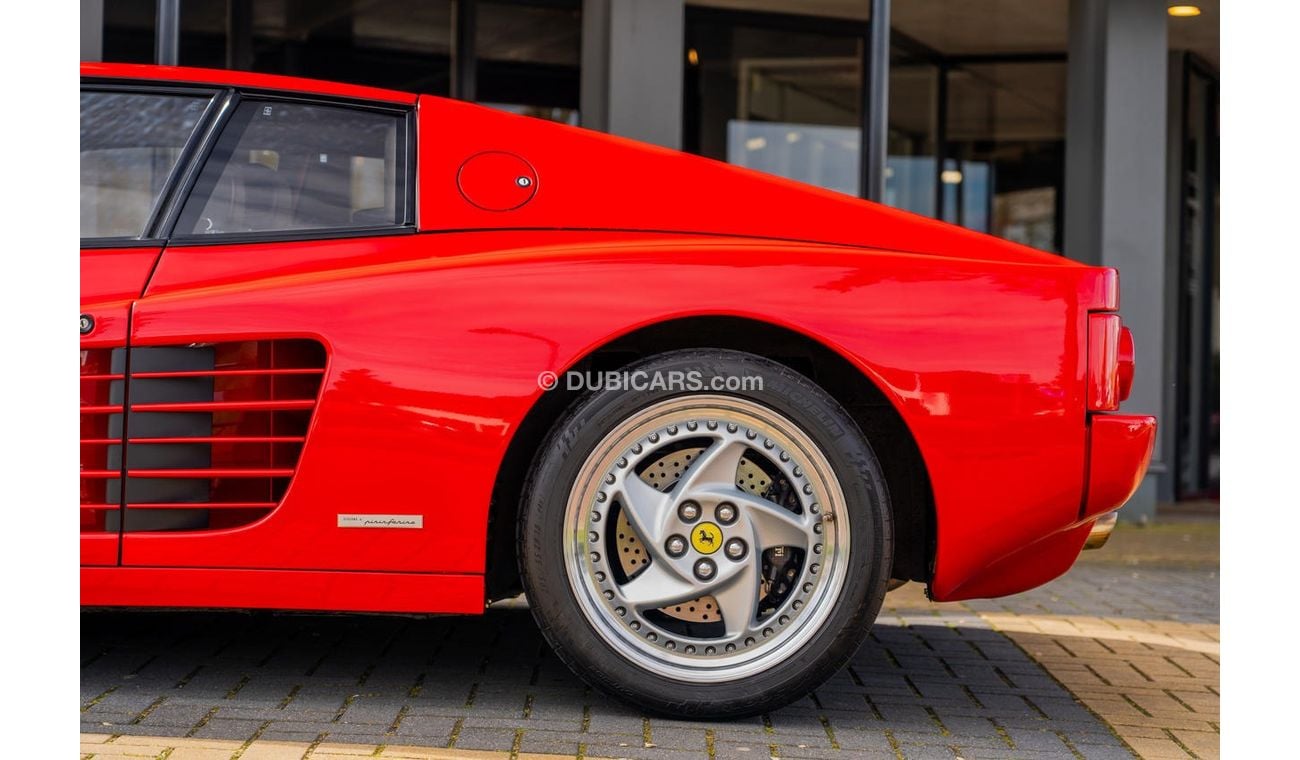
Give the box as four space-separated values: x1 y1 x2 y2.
691 522 723 555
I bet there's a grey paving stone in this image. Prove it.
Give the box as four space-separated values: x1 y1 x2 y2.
776 747 857 760
135 702 217 728
190 717 266 740
1076 743 1140 760
254 727 329 743
518 737 586 755
897 744 962 760
708 725 779 743
583 743 699 760
451 726 518 752
643 727 709 750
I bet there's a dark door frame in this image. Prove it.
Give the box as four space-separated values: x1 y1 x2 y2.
1171 50 1220 500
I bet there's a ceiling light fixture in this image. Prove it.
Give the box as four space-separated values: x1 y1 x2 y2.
1167 5 1201 17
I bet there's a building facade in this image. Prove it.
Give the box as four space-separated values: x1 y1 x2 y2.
81 0 1219 519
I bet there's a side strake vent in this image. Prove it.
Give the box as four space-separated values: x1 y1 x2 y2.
80 348 126 533
81 340 327 533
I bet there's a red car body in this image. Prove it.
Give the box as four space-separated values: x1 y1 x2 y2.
80 63 1155 614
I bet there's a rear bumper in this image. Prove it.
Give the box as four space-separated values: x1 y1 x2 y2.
933 413 1155 601
1083 413 1157 521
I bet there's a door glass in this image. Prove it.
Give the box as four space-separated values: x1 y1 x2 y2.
685 13 863 196
81 91 212 240
177 100 408 236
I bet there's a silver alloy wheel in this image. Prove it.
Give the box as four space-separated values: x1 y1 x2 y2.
563 394 852 682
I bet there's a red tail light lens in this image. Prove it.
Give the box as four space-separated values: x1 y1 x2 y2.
1117 326 1135 402
1087 313 1121 411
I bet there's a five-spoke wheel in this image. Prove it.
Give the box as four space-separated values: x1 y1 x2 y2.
567 395 848 681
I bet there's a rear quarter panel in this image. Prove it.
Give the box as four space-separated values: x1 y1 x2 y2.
135 231 1090 600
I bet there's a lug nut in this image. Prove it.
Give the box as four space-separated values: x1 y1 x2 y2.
716 502 738 524
693 558 716 581
724 538 747 560
678 501 701 522
665 535 687 557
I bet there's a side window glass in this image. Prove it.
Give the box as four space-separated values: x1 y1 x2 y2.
178 100 407 236
81 91 212 240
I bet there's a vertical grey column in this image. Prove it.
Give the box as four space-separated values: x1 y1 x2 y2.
155 0 180 65
581 0 684 150
81 0 103 62
1064 0 1168 521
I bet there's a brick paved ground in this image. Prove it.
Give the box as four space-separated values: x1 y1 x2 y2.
81 523 1219 759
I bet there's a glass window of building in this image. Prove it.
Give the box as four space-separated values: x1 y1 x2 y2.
255 0 452 94
102 0 156 63
684 8 866 197
101 1 453 94
889 0 1069 251
886 45 939 217
942 61 1067 252
176 0 228 69
476 0 582 124
1173 56 1219 499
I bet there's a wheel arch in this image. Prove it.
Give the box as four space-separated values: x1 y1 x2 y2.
484 315 936 601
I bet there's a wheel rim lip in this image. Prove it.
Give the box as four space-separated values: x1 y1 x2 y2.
562 394 852 683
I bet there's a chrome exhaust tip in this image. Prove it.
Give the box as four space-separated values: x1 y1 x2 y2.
1083 512 1119 550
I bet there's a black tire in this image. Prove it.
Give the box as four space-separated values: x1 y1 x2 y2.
517 349 893 718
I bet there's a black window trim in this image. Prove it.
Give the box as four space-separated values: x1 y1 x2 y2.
148 88 238 240
163 90 418 246
79 236 170 250
79 81 226 248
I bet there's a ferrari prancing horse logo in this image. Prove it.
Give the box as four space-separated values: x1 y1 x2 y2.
691 522 722 554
